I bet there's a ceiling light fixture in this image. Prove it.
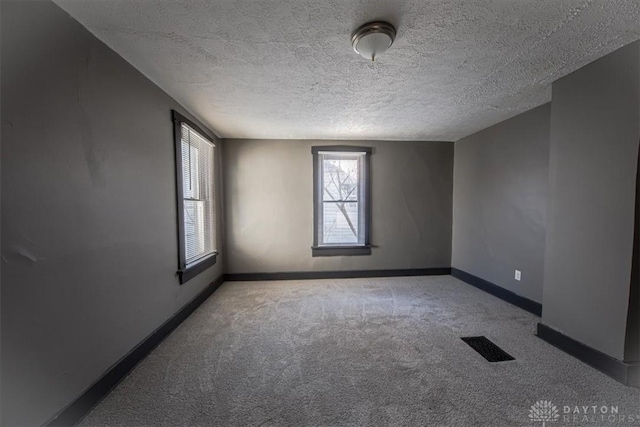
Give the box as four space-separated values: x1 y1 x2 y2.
351 21 396 62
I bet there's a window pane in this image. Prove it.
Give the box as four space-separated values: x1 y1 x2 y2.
184 200 204 262
182 141 200 199
322 201 359 244
322 157 359 202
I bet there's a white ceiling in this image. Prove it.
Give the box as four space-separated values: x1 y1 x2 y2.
54 0 640 141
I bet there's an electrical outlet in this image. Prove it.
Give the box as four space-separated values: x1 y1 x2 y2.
515 270 521 281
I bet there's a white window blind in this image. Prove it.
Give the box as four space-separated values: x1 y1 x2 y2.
317 151 366 246
180 123 215 266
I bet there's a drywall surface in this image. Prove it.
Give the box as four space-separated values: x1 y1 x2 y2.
223 139 453 273
542 41 639 360
452 104 550 304
1 2 224 425
625 146 639 364
54 0 640 141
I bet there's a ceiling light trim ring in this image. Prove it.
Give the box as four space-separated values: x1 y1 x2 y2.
351 21 396 56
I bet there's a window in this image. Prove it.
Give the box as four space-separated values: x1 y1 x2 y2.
312 146 372 256
172 111 217 283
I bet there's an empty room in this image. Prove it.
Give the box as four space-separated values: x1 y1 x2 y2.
1 0 639 426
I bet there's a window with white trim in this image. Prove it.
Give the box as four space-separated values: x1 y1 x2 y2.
172 111 217 283
312 146 372 256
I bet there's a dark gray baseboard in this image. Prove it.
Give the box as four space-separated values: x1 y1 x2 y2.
536 322 639 387
451 268 542 316
224 267 452 282
46 275 226 427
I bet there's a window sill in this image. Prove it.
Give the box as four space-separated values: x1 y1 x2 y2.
178 252 218 284
311 245 372 257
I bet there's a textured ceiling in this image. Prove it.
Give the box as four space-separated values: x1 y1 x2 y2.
54 0 640 141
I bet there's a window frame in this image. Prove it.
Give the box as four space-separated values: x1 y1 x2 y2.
311 145 372 257
172 110 218 284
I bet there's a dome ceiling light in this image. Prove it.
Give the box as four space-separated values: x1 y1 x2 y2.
351 21 396 62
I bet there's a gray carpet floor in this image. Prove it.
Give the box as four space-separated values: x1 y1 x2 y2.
80 276 640 426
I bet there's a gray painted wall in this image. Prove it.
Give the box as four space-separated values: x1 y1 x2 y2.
1 2 225 425
625 147 639 366
223 139 453 273
452 104 550 303
542 41 639 360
